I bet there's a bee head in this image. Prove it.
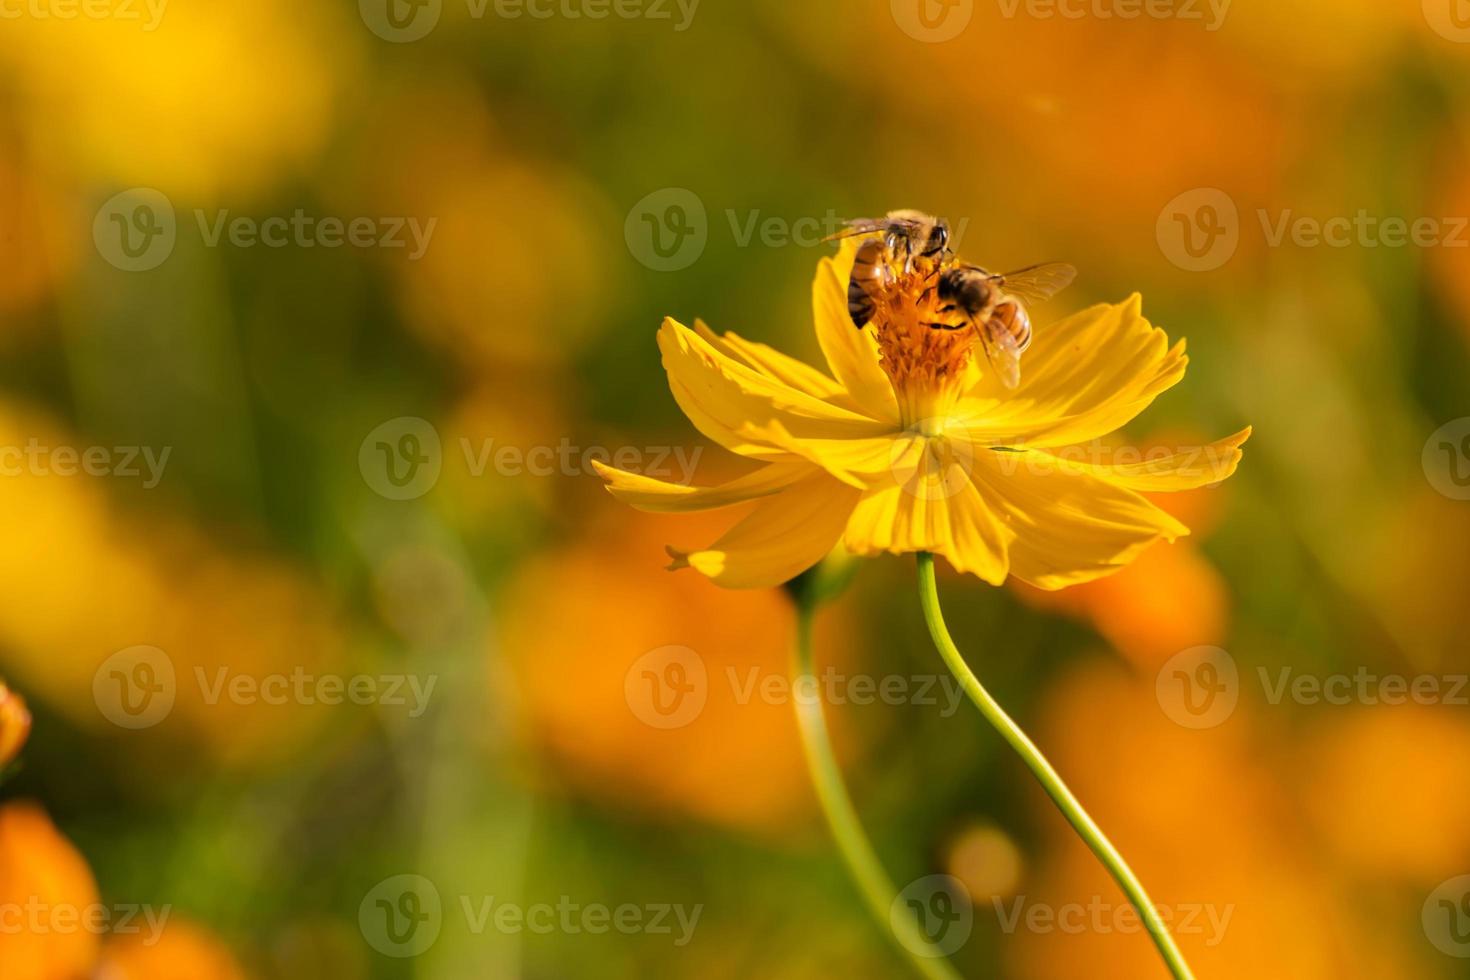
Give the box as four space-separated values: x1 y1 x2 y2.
924 220 950 257
939 267 992 313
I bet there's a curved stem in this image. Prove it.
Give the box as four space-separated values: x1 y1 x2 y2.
791 595 962 980
915 553 1196 980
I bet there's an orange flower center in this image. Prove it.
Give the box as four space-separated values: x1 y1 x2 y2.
867 263 977 430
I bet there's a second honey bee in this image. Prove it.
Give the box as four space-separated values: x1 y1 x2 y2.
929 262 1077 390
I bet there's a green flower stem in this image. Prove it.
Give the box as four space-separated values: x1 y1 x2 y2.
791 591 962 980
915 552 1196 980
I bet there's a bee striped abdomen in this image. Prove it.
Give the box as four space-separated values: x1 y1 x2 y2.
990 300 1033 352
846 238 886 328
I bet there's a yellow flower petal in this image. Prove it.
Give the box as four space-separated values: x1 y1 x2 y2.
1037 427 1252 492
691 319 847 401
659 318 892 460
955 295 1188 449
843 439 1013 585
970 448 1189 590
735 417 905 489
591 457 816 513
811 243 900 423
666 470 861 589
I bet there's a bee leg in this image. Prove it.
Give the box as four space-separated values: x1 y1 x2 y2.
922 321 969 332
882 231 910 276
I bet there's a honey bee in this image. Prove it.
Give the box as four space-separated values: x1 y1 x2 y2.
825 210 951 328
930 262 1077 389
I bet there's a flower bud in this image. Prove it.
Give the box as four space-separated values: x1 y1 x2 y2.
0 681 30 769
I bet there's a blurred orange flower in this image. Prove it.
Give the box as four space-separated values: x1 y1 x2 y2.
1021 539 1229 671
331 78 617 370
1016 447 1236 670
1300 706 1470 885
0 803 250 980
1008 660 1423 980
498 504 861 835
0 401 349 770
0 802 101 980
97 920 249 980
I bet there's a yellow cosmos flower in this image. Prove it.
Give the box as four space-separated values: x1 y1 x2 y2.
594 241 1249 590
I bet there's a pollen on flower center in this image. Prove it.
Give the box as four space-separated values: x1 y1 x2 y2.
866 267 978 426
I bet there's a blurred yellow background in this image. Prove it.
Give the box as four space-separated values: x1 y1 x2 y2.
1 0 1469 977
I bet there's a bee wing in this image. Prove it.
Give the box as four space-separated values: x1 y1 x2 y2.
978 319 1024 390
992 263 1076 305
821 216 924 243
